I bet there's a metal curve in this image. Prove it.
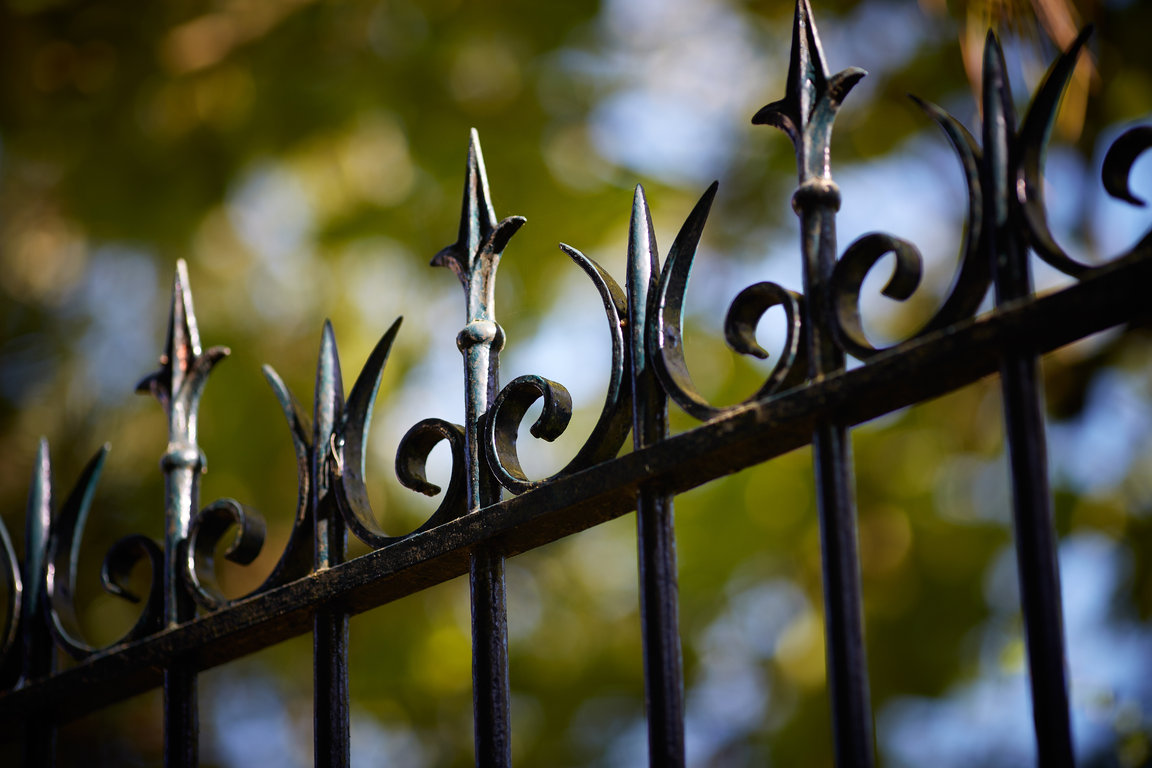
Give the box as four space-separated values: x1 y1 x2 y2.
99 534 165 638
185 499 268 611
647 183 805 421
829 97 989 358
484 244 632 494
0 507 22 686
393 418 467 532
1103 126 1152 208
1018 26 1098 276
486 375 574 491
333 318 466 548
723 281 807 394
257 363 321 584
45 445 165 660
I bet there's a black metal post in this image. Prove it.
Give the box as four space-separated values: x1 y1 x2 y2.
470 544 511 765
982 35 1075 767
629 186 686 767
462 320 511 768
753 2 874 763
798 185 875 768
137 261 229 768
161 447 201 768
313 328 350 768
433 131 523 768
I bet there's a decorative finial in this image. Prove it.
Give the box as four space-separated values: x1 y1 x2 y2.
432 130 525 321
752 0 866 183
136 260 230 435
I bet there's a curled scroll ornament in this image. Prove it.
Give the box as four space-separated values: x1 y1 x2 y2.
829 98 987 359
43 444 165 660
1019 28 1152 271
333 318 468 548
484 244 633 494
646 183 807 422
831 27 1152 357
184 325 341 610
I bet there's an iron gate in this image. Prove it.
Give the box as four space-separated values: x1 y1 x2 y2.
2 0 1150 765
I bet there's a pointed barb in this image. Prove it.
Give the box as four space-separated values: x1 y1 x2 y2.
981 30 1012 122
341 318 404 480
314 320 345 449
628 185 660 287
433 129 502 285
753 0 864 182
312 319 346 505
487 216 527 258
137 260 229 430
827 68 866 108
263 364 311 452
669 182 720 266
433 130 525 325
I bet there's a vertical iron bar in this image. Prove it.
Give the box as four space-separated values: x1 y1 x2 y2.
797 185 875 768
314 329 350 768
751 4 874 760
470 544 510 764
629 187 686 766
164 661 198 768
314 603 350 768
982 36 1075 766
137 262 228 768
461 323 511 768
162 449 201 768
434 132 521 767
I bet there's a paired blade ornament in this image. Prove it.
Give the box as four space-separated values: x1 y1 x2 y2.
830 26 1152 356
45 444 165 658
485 244 633 493
752 0 865 186
644 183 806 422
332 318 469 546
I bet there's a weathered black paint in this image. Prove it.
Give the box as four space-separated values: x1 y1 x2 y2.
0 5 1148 767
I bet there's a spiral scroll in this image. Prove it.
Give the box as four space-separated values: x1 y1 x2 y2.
826 26 1152 357
183 327 340 610
828 97 987 359
334 318 469 547
646 183 806 421
485 244 632 494
185 499 267 611
44 444 165 659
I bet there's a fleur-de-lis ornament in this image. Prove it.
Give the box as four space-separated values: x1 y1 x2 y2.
753 0 865 188
432 129 525 511
432 130 525 767
755 4 875 767
754 0 866 380
136 259 229 625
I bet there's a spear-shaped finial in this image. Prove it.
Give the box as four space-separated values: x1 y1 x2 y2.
432 130 526 322
432 129 498 280
752 0 866 183
136 260 230 439
136 259 229 631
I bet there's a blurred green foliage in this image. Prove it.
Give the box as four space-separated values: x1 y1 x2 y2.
1 0 1151 765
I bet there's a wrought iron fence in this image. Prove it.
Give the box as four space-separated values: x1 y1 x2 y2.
2 0 1150 765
